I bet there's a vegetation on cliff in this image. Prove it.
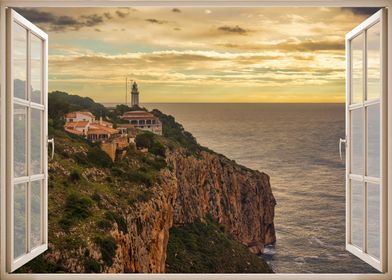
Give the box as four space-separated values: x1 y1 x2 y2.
166 217 272 273
16 91 274 273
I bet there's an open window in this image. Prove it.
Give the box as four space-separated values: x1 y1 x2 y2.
6 9 48 272
345 8 387 272
0 3 390 279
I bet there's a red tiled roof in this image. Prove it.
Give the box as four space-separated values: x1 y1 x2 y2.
88 124 118 135
64 127 84 135
100 120 113 126
64 121 89 128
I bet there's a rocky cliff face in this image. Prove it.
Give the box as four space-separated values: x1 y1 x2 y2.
26 146 275 273
109 149 276 272
168 150 276 254
109 168 177 273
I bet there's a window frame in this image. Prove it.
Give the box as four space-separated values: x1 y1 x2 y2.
0 0 391 279
5 8 49 273
345 9 387 272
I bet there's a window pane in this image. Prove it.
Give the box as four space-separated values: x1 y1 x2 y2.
367 22 381 101
31 35 42 104
13 23 27 100
351 109 363 174
351 180 363 249
31 180 42 249
367 104 380 178
14 104 27 178
367 183 380 260
31 109 42 175
351 33 364 104
14 182 27 259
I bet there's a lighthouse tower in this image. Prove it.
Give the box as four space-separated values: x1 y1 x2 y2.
130 81 139 107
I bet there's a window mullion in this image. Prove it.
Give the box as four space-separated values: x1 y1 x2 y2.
26 29 31 254
362 29 367 254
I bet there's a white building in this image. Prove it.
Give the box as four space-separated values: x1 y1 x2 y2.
121 111 162 135
65 111 96 123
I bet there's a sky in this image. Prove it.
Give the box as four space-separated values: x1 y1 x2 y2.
17 7 378 103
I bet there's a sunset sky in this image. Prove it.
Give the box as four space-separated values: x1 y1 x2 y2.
17 7 377 103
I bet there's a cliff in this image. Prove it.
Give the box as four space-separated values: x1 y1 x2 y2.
168 150 276 254
17 93 276 273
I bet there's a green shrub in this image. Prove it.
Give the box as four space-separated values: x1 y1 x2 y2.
94 235 117 266
59 193 93 230
135 132 154 149
111 167 125 177
128 170 153 186
97 219 112 231
150 141 166 157
165 218 273 273
69 170 81 182
65 193 93 219
151 157 167 170
58 217 73 231
87 147 113 168
91 192 101 202
151 109 201 154
84 257 101 273
105 211 128 233
72 152 88 165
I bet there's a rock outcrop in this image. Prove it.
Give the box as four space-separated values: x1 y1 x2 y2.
168 150 276 254
31 147 275 273
107 149 276 272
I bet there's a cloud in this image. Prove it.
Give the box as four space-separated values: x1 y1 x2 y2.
172 8 181 13
81 14 104 27
217 25 249 35
341 7 380 16
145 18 167 24
218 38 344 52
103 12 113 19
15 8 106 31
116 10 129 18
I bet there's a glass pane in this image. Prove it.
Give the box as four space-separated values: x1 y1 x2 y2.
367 104 380 178
31 109 42 174
31 35 42 104
351 33 364 104
31 180 42 249
351 180 363 249
14 182 27 259
367 22 381 100
351 109 363 175
13 23 27 100
367 183 380 260
14 104 27 178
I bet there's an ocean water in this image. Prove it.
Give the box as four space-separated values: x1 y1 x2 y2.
142 103 378 274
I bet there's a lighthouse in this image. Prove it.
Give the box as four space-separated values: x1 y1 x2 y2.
130 81 140 107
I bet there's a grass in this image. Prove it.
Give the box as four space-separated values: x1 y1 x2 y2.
166 217 273 273
59 193 94 231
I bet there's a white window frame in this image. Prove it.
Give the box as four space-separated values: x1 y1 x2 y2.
0 1 391 280
345 9 387 272
5 8 49 273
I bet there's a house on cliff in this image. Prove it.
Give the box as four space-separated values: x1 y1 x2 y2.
64 111 133 160
65 111 96 123
121 111 162 135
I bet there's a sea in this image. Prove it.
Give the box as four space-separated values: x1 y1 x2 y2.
109 102 378 274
